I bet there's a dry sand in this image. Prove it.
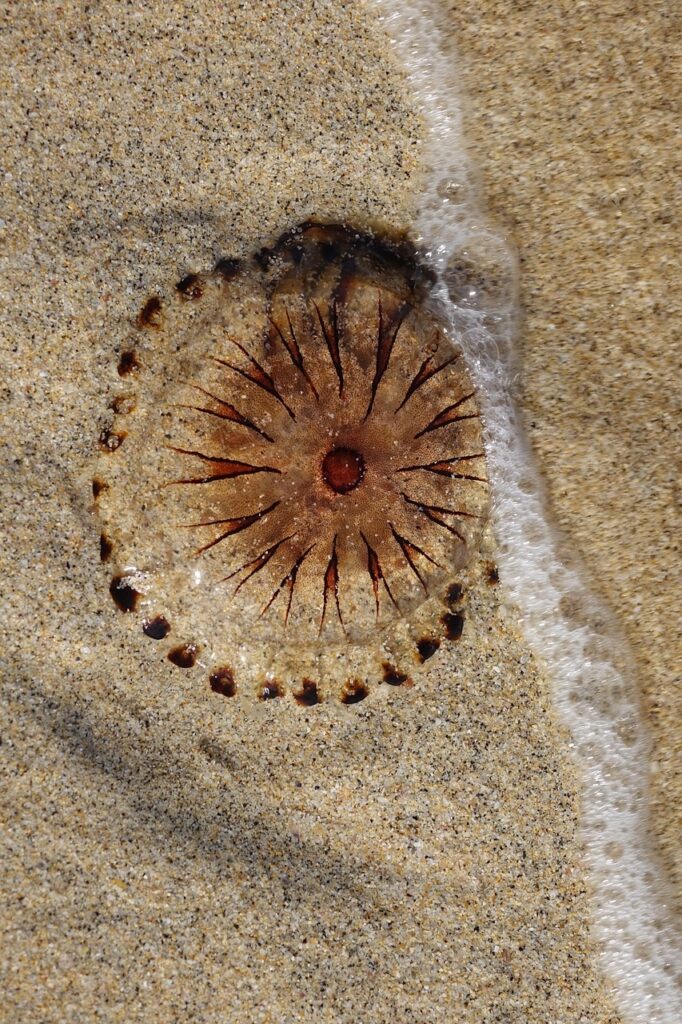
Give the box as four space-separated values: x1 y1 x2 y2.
0 0 674 1021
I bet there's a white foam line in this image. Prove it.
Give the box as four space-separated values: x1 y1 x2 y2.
370 2 682 1020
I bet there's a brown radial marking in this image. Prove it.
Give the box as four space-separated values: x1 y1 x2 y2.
313 300 344 396
417 637 440 662
223 535 294 592
167 446 281 485
416 507 465 544
100 533 113 562
295 679 321 707
389 524 442 592
330 255 359 308
213 340 296 420
401 492 482 521
210 666 237 697
137 296 162 330
395 354 459 412
143 615 171 640
168 643 199 668
269 307 319 400
361 532 399 616
320 535 344 635
446 582 464 607
414 393 479 439
341 680 368 705
186 500 280 556
397 455 487 482
364 298 412 420
182 383 274 442
401 493 478 544
259 545 315 624
117 349 140 377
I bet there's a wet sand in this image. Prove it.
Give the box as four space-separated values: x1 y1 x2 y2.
446 0 680 902
1 0 672 1020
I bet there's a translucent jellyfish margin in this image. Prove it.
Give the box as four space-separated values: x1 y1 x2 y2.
370 0 682 1020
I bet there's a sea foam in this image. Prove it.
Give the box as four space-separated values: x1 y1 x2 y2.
371 2 682 1021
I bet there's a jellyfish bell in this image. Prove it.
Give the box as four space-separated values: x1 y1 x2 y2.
95 222 488 703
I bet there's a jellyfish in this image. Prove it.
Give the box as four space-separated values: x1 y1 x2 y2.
95 223 488 703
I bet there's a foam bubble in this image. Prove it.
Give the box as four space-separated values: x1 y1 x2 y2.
372 1 682 1020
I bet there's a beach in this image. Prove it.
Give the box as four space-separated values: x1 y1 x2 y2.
0 2 677 1021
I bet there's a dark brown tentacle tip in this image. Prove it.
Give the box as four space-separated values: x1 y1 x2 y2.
136 296 163 330
259 680 283 700
382 663 410 687
168 643 199 668
320 240 339 262
209 667 237 698
109 575 142 613
100 533 113 563
294 680 321 707
341 681 369 705
92 477 109 499
214 257 241 280
446 583 464 607
99 428 127 452
142 615 171 640
417 637 440 662
254 247 275 271
176 274 203 300
288 244 305 264
117 349 141 377
442 611 465 642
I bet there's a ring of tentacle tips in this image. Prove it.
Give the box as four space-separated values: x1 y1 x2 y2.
94 222 489 706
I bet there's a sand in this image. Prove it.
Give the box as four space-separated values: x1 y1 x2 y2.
445 0 681 901
0 0 674 1021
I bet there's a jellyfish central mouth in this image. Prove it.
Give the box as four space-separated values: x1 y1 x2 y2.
321 446 366 495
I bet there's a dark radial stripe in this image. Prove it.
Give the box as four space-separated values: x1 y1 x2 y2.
397 454 486 482
389 524 443 591
259 545 315 624
395 354 459 412
320 535 344 634
167 446 281 484
414 393 478 438
268 307 319 399
313 300 344 396
401 493 481 544
182 384 273 442
186 501 280 555
223 535 294 593
364 298 411 421
361 531 399 616
213 340 296 420
401 492 482 520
